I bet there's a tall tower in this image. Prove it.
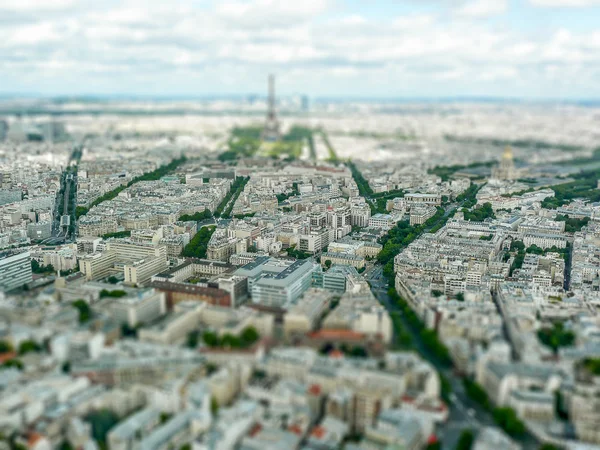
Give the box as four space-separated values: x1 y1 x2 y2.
262 74 280 142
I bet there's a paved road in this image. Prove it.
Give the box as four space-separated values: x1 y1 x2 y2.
366 268 538 449
357 179 540 447
51 143 82 243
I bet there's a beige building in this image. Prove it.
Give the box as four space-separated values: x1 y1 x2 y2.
138 303 203 346
568 365 600 444
405 193 442 206
109 288 167 327
207 229 237 262
283 288 332 337
321 252 365 269
78 216 119 237
124 256 168 285
410 205 437 226
79 252 117 281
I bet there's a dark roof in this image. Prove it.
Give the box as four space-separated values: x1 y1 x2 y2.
147 281 229 299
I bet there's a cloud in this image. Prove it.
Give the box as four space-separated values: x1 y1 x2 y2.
455 0 508 17
0 0 76 11
0 0 598 97
215 0 331 27
393 14 436 28
529 0 600 6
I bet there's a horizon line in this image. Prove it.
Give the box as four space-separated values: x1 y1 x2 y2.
0 93 599 105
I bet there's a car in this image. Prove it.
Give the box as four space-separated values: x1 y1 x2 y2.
449 393 457 402
467 408 476 418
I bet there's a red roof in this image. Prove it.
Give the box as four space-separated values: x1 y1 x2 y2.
308 329 365 340
248 423 262 437
427 434 438 445
27 433 44 448
418 403 448 413
311 426 326 439
308 384 322 396
0 352 17 364
288 424 303 435
329 349 344 359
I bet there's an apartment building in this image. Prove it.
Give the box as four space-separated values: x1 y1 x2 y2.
109 289 167 327
0 250 32 291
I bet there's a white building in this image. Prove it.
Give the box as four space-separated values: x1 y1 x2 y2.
0 251 32 291
368 213 394 230
109 289 167 327
523 233 567 249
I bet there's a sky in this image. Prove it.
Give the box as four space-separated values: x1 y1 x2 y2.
1 0 600 100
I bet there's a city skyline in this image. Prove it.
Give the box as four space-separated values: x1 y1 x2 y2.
2 2 600 449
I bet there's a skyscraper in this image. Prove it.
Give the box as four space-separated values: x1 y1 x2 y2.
262 74 280 142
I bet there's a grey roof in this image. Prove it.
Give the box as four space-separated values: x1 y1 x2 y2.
487 361 561 381
109 408 161 440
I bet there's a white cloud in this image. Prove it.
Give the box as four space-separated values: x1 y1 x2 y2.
529 0 600 6
0 0 76 11
393 14 436 29
337 15 368 26
4 22 66 46
455 0 508 17
216 0 331 27
0 0 599 97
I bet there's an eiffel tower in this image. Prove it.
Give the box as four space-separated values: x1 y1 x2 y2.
262 74 280 142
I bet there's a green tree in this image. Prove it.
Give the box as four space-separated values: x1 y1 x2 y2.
537 322 575 354
324 259 332 269
220 334 242 348
187 331 200 349
349 346 368 358
510 240 526 252
463 379 491 410
462 202 495 222
493 407 526 437
101 231 131 239
202 331 220 347
100 289 127 298
455 292 465 302
181 226 217 258
240 327 260 347
85 409 120 445
72 299 92 323
2 358 23 370
455 430 474 450
178 210 212 222
58 441 73 450
31 260 55 274
582 358 600 375
121 323 138 338
211 397 219 416
0 340 13 353
439 372 453 403
18 340 41 355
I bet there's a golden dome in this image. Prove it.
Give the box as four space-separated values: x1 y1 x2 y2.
502 145 513 160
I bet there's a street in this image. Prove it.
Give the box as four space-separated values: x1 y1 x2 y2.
365 266 538 449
